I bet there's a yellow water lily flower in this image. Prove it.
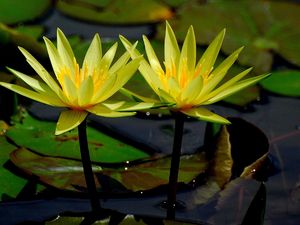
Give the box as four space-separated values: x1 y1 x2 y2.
120 22 269 124
0 29 155 135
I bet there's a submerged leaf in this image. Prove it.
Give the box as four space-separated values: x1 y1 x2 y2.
56 0 173 24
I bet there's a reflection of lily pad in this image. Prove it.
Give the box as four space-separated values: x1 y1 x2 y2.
157 1 300 74
260 70 300 97
56 0 173 24
0 0 51 24
6 113 149 163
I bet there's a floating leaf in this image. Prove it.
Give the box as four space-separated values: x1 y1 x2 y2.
6 113 149 163
260 70 300 97
56 0 173 24
0 23 46 57
10 148 208 193
0 0 51 24
158 0 300 73
0 121 27 200
15 25 44 40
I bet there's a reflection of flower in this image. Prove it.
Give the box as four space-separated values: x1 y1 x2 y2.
0 29 153 135
121 22 269 124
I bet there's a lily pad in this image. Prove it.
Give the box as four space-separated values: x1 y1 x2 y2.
10 147 208 193
157 0 300 74
6 112 149 163
56 0 173 24
259 70 300 97
0 121 27 200
0 0 51 24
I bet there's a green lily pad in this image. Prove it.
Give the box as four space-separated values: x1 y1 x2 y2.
259 70 300 97
10 147 208 193
157 0 300 74
56 0 173 24
6 113 149 163
15 25 44 40
0 121 27 200
0 0 51 24
0 23 46 57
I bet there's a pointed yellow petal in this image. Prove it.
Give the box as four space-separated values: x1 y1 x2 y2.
99 42 118 72
57 28 75 75
83 33 102 74
114 101 156 112
63 75 78 104
119 88 159 103
119 35 161 93
7 67 56 97
203 73 270 105
196 29 225 77
181 74 203 102
199 47 244 97
143 35 163 73
102 101 125 110
78 76 94 106
158 88 175 103
109 51 130 74
88 104 136 117
55 110 88 135
178 25 196 80
165 21 180 67
92 73 117 103
43 37 63 77
182 107 230 124
99 56 143 102
0 82 65 107
18 47 64 97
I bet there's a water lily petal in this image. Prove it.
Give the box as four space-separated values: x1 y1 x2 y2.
55 110 88 135
119 88 159 103
158 88 176 103
88 103 136 117
109 51 130 75
63 75 78 104
18 47 64 98
143 35 163 74
119 35 162 93
43 37 63 77
99 42 118 73
178 25 196 81
83 33 102 75
99 56 143 102
203 73 270 105
181 73 203 102
92 73 117 103
57 28 75 75
78 76 94 106
0 82 65 107
182 107 230 124
199 47 244 97
196 29 225 77
165 21 180 68
114 101 156 111
7 67 57 97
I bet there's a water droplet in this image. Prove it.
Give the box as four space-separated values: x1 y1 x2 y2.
146 112 151 116
251 169 256 173
125 160 130 164
124 167 128 171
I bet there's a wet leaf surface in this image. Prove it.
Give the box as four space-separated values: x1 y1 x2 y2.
260 70 300 97
56 0 173 24
6 113 149 163
0 121 27 200
0 0 51 24
10 147 208 193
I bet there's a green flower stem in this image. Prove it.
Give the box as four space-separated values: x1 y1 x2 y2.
78 117 101 212
167 111 185 219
